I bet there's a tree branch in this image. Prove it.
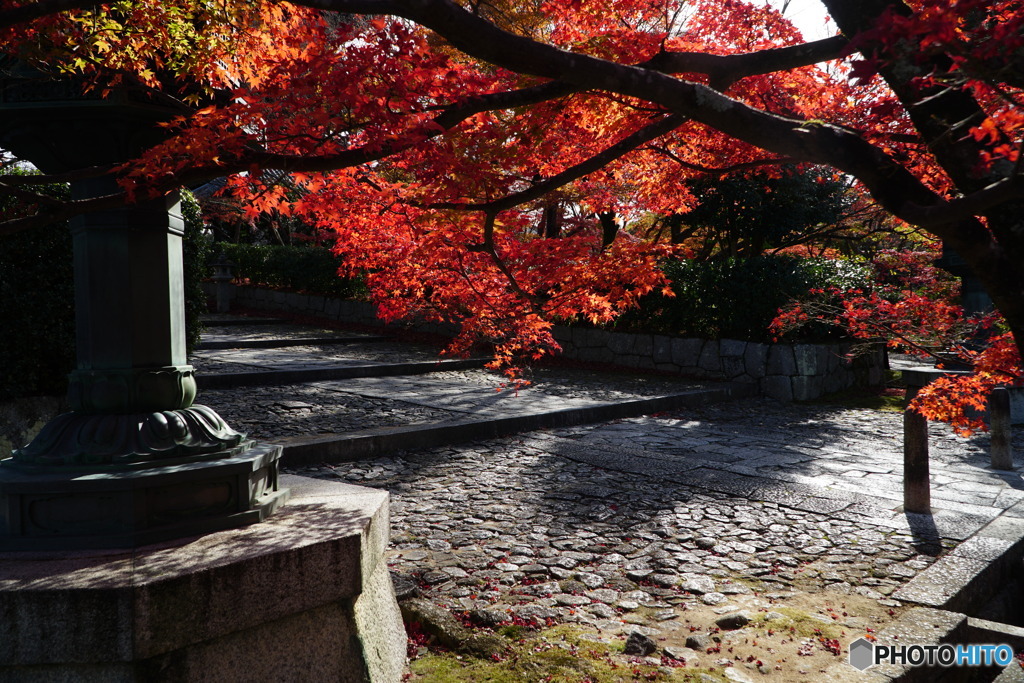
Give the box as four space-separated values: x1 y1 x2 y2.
643 35 848 86
303 0 990 243
434 113 687 213
0 190 127 236
648 144 797 176
0 77 580 234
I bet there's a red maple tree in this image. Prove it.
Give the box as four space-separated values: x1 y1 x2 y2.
1 0 1023 412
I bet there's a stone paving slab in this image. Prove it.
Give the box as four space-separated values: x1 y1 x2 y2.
554 399 1024 519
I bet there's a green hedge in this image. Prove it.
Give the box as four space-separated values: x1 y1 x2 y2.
213 243 364 298
0 185 209 400
613 255 869 343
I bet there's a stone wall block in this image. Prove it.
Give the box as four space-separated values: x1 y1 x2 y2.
826 346 841 373
818 346 830 375
607 333 634 356
791 375 825 401
762 376 793 402
744 343 768 379
634 356 656 370
633 335 654 358
551 325 572 345
767 345 797 376
793 344 823 376
671 338 704 367
324 297 341 318
652 335 673 364
720 339 747 358
337 300 356 318
824 371 846 395
722 356 746 379
587 329 610 349
698 340 722 375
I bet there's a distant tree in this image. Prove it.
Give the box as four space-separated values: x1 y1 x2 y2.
668 166 849 259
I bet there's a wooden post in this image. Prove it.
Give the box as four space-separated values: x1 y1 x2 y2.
904 385 931 513
989 386 1014 470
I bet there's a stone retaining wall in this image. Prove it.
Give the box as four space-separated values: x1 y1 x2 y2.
549 325 885 402
215 284 885 402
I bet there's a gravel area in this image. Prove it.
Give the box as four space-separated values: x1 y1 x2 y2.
198 384 458 439
189 341 452 373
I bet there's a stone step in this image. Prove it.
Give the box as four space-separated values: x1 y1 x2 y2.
196 335 391 350
276 382 756 466
197 357 490 389
200 314 290 326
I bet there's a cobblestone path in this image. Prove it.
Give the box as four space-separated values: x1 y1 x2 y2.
288 400 1024 680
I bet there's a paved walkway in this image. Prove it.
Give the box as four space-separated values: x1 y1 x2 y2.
195 315 1024 681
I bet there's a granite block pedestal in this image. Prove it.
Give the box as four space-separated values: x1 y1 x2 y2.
0 475 406 682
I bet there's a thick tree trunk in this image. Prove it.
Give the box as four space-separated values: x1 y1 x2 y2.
822 0 1024 367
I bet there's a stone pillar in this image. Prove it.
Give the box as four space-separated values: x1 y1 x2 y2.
7 180 249 470
69 179 190 403
0 65 288 547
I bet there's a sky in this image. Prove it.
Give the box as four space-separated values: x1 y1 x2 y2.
767 0 835 41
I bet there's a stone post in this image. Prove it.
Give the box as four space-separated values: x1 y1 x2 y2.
211 251 236 313
903 384 931 514
989 386 1014 470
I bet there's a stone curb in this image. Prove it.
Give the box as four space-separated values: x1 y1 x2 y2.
892 520 1024 613
197 335 391 350
849 608 1024 681
197 358 489 389
278 383 757 466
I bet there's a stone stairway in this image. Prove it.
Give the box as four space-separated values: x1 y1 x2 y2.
191 314 757 466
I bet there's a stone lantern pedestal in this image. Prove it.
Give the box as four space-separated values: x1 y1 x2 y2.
0 62 288 548
0 62 405 679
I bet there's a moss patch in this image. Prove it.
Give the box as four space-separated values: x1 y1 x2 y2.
407 623 721 682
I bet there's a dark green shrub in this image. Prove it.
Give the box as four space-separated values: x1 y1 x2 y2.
614 255 869 342
0 180 210 400
0 181 75 401
213 242 364 298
